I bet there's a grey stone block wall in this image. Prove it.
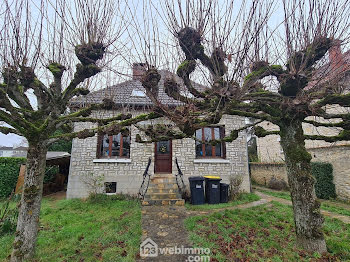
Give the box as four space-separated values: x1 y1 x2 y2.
67 110 250 199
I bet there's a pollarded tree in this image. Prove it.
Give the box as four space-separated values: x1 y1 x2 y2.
129 0 350 254
0 1 158 260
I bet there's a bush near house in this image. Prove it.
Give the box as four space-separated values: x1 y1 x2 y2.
0 158 26 198
0 158 61 198
312 162 337 200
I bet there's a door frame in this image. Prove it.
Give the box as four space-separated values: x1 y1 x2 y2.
154 140 172 173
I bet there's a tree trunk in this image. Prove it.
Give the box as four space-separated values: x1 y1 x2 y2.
11 142 47 262
279 119 327 253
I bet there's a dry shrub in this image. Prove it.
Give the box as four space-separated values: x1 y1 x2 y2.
268 177 288 191
229 175 243 201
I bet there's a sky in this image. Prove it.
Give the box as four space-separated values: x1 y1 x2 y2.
0 0 349 147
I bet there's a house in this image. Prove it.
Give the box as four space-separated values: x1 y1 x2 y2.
0 146 28 158
0 146 14 157
66 63 251 199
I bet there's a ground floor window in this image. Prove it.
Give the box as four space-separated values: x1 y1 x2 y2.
195 127 225 158
97 130 131 158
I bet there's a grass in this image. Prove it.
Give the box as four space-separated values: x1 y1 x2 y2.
257 188 350 217
257 188 291 200
0 194 142 262
185 193 260 211
185 201 350 261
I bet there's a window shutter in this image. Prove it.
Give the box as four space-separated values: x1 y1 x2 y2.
221 127 226 159
96 132 103 158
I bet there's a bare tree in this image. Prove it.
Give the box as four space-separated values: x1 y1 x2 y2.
129 0 350 254
0 0 158 260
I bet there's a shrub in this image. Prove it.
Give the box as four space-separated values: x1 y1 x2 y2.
268 177 288 191
0 193 19 235
0 157 26 198
311 162 336 200
82 173 105 197
229 175 243 201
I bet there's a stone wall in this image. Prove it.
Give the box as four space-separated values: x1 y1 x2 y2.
250 163 287 186
310 146 350 201
250 145 350 201
67 110 251 198
257 114 350 163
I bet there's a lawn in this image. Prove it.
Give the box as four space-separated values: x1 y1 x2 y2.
257 188 350 217
185 193 260 211
185 201 350 261
0 195 142 262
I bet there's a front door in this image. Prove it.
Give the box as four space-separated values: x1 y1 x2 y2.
154 140 172 173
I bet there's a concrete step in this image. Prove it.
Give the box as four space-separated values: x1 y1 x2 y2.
147 187 179 194
142 199 185 206
150 177 177 183
144 192 181 200
148 182 178 189
153 173 173 178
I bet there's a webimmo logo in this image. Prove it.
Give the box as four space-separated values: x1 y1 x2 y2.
140 237 158 257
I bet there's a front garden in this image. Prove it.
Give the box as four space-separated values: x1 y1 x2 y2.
185 201 350 261
0 195 141 262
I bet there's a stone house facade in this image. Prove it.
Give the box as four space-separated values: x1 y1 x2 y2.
67 65 250 198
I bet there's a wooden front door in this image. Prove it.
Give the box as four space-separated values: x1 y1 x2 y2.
154 140 172 173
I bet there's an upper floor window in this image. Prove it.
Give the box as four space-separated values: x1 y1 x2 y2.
97 131 131 158
195 127 225 158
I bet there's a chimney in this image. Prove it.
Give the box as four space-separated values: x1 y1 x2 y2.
329 39 343 68
132 63 147 81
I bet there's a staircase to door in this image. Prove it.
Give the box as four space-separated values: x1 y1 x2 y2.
142 173 184 206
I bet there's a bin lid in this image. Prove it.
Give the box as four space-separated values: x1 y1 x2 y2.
203 175 221 179
188 176 205 181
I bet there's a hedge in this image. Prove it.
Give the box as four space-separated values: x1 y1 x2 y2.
0 158 26 198
311 162 336 200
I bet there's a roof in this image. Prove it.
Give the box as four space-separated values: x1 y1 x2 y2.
307 49 350 90
70 70 207 108
0 146 13 150
46 151 70 161
46 151 71 166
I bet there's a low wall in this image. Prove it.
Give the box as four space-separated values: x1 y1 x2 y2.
250 163 287 186
250 145 350 201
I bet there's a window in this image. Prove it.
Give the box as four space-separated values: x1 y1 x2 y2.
131 89 146 97
195 127 225 158
97 130 131 158
105 182 117 194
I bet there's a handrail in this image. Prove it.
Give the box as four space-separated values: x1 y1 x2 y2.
175 157 186 195
138 157 152 200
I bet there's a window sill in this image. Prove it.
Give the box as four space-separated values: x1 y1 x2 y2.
193 159 230 164
93 158 131 163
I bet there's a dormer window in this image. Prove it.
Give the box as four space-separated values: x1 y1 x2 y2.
131 89 146 97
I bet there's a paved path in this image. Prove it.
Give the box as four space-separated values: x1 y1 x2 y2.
137 206 193 262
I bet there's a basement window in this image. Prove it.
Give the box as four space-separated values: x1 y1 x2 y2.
105 182 117 195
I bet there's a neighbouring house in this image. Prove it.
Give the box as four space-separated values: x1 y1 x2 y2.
0 146 28 158
67 63 251 199
0 146 13 157
254 42 350 200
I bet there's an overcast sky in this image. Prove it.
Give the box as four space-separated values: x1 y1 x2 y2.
0 0 349 147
